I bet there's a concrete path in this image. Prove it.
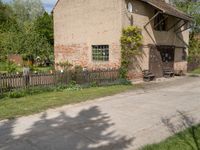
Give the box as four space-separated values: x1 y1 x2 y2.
0 76 200 150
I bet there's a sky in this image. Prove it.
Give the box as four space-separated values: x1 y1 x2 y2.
3 0 58 12
41 0 57 12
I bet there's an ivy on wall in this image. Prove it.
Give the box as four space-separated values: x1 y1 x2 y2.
120 26 143 79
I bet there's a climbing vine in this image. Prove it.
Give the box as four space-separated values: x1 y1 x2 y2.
120 26 143 78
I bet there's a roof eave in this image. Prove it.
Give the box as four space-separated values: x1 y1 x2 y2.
141 0 193 22
52 0 61 14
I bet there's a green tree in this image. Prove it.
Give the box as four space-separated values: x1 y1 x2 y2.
171 0 200 35
0 0 18 32
0 0 53 64
34 12 54 45
11 0 45 23
171 0 200 67
0 1 19 61
1 32 53 63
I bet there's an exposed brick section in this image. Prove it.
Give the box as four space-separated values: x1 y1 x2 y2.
54 43 121 70
55 43 145 79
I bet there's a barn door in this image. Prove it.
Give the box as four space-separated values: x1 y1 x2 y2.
149 47 163 77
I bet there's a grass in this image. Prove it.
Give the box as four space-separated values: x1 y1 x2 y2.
0 85 136 120
191 68 200 74
0 61 53 74
141 124 200 150
34 66 53 72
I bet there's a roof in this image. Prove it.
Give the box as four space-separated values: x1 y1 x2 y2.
141 0 193 21
52 0 60 13
52 0 193 21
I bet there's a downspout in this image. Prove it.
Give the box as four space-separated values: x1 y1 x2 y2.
144 11 162 44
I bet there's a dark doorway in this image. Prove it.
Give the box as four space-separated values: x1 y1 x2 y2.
149 45 175 77
157 45 175 70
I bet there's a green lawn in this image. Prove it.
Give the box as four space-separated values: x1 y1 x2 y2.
191 68 200 74
0 61 53 74
141 125 200 150
0 85 136 120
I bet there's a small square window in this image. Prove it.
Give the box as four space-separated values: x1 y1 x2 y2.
92 45 109 61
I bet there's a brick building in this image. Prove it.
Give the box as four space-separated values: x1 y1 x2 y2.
53 0 192 78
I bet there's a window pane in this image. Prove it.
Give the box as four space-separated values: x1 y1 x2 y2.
92 45 109 61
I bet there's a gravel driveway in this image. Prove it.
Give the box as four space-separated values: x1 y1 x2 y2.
0 76 200 150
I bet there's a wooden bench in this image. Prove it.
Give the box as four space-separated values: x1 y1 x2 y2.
163 68 174 78
143 70 155 82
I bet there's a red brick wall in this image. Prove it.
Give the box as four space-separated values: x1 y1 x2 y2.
54 43 121 70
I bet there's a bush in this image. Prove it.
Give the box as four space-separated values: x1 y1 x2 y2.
0 93 6 99
1 82 83 99
8 90 26 98
66 81 82 91
118 78 132 85
120 26 143 78
7 62 17 73
89 81 99 87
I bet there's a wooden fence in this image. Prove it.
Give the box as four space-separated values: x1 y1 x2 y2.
0 69 119 94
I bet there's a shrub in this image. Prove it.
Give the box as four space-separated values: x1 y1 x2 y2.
8 90 26 98
89 81 99 87
0 93 6 99
7 62 17 73
56 61 73 71
120 26 143 78
74 65 83 73
1 82 84 99
66 81 82 91
118 78 132 85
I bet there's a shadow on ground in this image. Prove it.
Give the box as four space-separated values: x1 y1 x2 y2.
162 111 200 150
0 106 134 150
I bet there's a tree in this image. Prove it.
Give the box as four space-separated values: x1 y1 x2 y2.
0 1 19 61
11 0 45 23
34 12 54 45
171 0 200 68
1 30 53 63
0 0 18 32
171 0 200 35
0 0 54 65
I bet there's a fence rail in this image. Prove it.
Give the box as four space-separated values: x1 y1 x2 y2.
0 69 119 94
